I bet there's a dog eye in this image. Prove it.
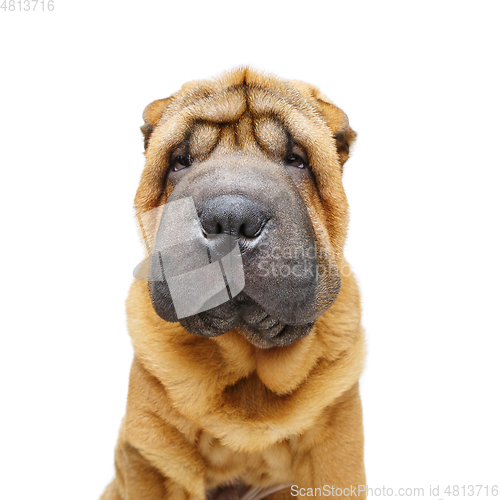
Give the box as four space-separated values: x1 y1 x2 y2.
172 155 193 172
285 153 305 169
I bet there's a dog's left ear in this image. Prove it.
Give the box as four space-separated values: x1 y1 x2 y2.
315 95 357 169
140 97 172 150
331 122 357 168
293 80 357 170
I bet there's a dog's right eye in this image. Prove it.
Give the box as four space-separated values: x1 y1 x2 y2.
172 155 193 172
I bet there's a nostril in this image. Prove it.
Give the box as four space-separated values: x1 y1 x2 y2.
240 218 268 239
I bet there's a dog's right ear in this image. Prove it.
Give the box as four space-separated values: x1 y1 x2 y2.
140 97 172 150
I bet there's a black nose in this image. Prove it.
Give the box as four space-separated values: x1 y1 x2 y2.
199 195 269 238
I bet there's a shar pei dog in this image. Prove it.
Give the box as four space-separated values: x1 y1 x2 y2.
101 68 366 500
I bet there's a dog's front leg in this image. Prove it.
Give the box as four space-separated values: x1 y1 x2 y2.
279 383 366 500
100 424 206 500
101 440 182 500
101 357 206 500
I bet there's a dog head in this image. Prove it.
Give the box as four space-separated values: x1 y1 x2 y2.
134 68 356 348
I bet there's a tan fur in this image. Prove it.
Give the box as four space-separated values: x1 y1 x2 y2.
102 68 366 500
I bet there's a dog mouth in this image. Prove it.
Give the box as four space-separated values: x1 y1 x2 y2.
179 293 314 348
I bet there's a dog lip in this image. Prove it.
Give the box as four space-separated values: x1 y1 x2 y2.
201 307 283 336
199 312 238 331
257 321 286 338
196 294 286 338
181 294 313 347
235 322 305 349
244 313 281 332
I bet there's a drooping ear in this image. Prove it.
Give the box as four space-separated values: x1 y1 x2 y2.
292 80 357 169
140 97 172 150
332 124 357 168
315 95 357 170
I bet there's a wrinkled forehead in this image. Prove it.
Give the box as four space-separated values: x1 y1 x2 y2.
149 83 332 160
184 116 289 162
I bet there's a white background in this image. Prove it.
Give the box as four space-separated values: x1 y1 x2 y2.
1 1 499 499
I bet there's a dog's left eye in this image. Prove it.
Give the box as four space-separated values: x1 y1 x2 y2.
172 155 193 172
285 153 306 169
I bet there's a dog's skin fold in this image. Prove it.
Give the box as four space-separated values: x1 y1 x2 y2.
101 68 366 500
